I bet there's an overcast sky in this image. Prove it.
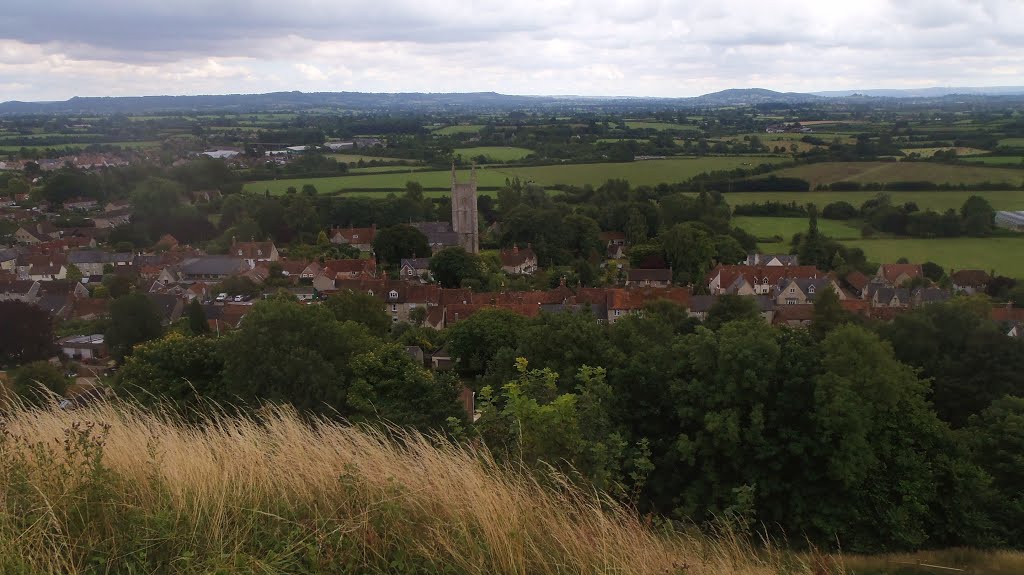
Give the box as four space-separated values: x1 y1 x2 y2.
1 0 1022 101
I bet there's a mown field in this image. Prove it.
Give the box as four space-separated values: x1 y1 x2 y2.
724 190 1024 212
454 146 533 161
732 216 859 240
327 153 411 163
243 157 761 194
843 237 1024 277
771 162 1024 188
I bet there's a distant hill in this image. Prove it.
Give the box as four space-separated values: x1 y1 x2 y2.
2 87 1023 115
690 88 820 105
814 86 1024 98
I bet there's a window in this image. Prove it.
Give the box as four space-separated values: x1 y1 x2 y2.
614 310 621 316
391 304 397 312
237 250 242 256
789 288 795 293
367 290 374 296
388 290 399 299
257 249 262 256
786 298 797 305
807 285 816 294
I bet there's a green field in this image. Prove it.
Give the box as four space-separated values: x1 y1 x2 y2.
327 154 411 164
843 237 1024 277
625 121 700 131
432 124 485 135
243 157 760 195
962 156 1024 165
454 146 533 161
0 140 161 152
732 216 859 240
772 161 1024 188
723 190 1024 212
998 138 1024 147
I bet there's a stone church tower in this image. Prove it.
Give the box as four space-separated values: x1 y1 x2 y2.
451 164 479 254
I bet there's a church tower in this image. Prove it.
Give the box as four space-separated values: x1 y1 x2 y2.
450 163 479 254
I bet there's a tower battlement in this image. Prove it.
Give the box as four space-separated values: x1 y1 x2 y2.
450 164 479 254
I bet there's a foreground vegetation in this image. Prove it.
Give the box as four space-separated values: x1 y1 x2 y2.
0 400 834 575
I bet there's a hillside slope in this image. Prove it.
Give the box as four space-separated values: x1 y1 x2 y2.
0 401 832 575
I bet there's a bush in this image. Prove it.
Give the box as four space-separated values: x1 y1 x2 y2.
822 201 858 220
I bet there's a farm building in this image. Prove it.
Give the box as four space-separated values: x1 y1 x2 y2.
995 211 1024 231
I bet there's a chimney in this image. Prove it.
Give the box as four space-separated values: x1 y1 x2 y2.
512 244 519 255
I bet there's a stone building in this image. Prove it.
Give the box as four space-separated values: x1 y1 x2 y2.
451 164 479 254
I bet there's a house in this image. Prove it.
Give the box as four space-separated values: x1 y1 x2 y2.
145 293 185 325
775 278 845 306
745 254 799 267
90 208 132 229
104 200 131 212
950 269 991 295
842 271 870 299
0 279 41 303
329 226 376 252
706 264 824 296
876 264 923 287
58 334 108 361
39 279 89 300
231 239 279 267
0 248 21 272
913 287 952 307
499 245 538 275
870 287 911 308
625 268 672 288
605 287 690 323
276 259 311 280
14 222 60 244
410 222 460 254
67 250 135 277
68 297 110 321
400 258 433 283
154 234 179 250
772 305 816 327
378 282 442 323
180 256 251 282
322 258 377 280
599 231 627 248
19 254 68 281
64 197 98 211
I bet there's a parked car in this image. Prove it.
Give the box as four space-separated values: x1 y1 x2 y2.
233 295 244 302
215 292 228 302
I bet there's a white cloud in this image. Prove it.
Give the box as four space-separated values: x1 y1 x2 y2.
0 0 1022 101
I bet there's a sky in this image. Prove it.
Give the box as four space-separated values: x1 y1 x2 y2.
1 0 1023 101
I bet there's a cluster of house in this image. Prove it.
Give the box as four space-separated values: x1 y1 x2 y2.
0 152 133 173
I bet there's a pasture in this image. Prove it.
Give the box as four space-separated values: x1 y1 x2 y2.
900 147 988 156
454 146 533 161
327 153 412 164
432 124 485 135
722 190 1024 212
0 140 162 152
771 161 1024 188
842 237 1024 277
243 157 762 194
999 138 1024 147
962 156 1024 165
732 216 859 240
625 121 700 131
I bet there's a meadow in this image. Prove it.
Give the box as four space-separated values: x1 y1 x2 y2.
842 237 1024 277
0 140 162 152
625 120 700 131
431 124 485 135
454 146 533 161
962 156 1024 165
243 157 762 194
732 216 859 240
771 162 1024 188
998 138 1024 147
724 190 1024 212
327 153 411 163
0 400 835 575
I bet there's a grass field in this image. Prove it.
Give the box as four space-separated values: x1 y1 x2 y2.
432 124 485 135
999 138 1024 147
243 157 762 194
454 146 533 161
732 216 859 240
625 121 700 131
772 161 1024 188
900 147 989 156
327 153 411 164
843 237 1024 277
0 140 161 152
724 190 1024 212
0 401 827 575
963 156 1024 165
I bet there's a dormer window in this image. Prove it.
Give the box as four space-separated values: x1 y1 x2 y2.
389 290 399 299
257 249 262 256
352 234 359 240
237 250 242 256
367 290 374 296
808 285 816 294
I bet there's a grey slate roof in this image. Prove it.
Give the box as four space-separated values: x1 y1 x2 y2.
181 256 249 276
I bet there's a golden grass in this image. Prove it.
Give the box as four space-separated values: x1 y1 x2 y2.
0 400 836 575
842 548 1024 574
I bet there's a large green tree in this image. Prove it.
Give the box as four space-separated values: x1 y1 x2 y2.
10 361 68 404
372 224 431 264
106 293 164 361
430 247 483 288
115 333 225 411
324 290 391 337
662 222 716 285
0 301 55 367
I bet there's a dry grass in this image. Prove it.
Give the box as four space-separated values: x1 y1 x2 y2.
841 548 1024 574
0 400 836 575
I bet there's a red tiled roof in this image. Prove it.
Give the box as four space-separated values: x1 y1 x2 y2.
709 264 824 290
232 241 276 260
879 264 923 284
499 246 537 268
991 306 1024 322
324 258 376 276
951 269 991 286
330 226 376 244
607 287 690 310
